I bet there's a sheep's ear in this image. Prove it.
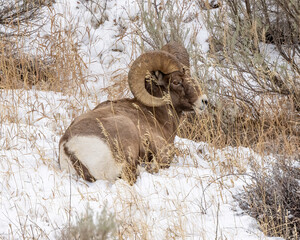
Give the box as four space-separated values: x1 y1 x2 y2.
154 71 165 86
182 66 192 79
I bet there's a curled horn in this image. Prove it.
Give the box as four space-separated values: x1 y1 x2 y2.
161 42 190 69
128 51 182 107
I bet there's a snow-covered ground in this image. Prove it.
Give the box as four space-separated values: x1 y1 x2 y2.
0 1 283 239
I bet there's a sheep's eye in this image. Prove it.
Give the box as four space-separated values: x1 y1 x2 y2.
172 80 182 86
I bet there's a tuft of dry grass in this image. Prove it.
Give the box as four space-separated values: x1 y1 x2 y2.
0 43 56 89
0 4 87 92
101 70 131 100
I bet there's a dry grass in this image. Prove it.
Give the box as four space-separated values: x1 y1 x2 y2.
101 70 131 100
0 7 87 93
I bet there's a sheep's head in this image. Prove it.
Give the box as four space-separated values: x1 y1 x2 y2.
128 43 208 113
162 70 208 114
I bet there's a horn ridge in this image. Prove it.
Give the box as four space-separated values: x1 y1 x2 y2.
128 51 182 107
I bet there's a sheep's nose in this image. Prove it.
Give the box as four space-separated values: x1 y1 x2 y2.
202 98 208 105
201 94 208 107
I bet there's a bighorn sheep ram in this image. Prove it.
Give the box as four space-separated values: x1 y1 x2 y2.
59 42 208 184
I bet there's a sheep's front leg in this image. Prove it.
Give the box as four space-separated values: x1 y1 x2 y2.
144 143 176 173
156 143 177 169
120 160 138 185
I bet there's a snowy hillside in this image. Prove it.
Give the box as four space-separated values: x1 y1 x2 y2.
0 0 286 239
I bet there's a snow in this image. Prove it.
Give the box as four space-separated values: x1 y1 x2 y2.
0 0 283 239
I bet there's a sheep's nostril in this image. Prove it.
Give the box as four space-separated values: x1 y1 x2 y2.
202 99 208 105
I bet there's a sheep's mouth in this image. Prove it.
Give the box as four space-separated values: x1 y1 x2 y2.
193 105 206 114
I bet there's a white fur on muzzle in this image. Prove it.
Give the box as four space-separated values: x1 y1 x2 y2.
193 94 208 114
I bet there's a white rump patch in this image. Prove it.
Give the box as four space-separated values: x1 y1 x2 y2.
59 136 122 181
